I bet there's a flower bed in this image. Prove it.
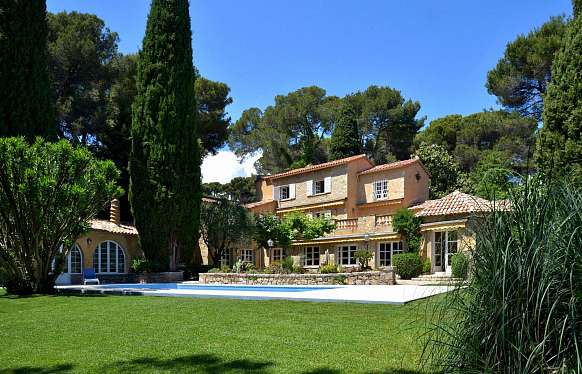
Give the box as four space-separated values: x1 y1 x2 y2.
199 270 394 285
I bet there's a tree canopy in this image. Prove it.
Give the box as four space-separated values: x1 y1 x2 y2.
329 103 362 160
129 0 201 271
229 85 423 173
414 142 464 199
203 176 257 204
486 16 567 121
0 0 54 140
537 1 582 184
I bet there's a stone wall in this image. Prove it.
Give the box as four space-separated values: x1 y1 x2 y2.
199 270 394 285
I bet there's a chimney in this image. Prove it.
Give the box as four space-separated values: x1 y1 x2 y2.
110 199 121 226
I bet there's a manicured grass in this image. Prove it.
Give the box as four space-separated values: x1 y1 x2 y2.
0 289 437 373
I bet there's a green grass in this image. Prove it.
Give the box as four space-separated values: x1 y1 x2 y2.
0 289 437 374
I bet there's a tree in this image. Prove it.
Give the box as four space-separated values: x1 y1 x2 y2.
47 11 119 144
203 176 257 203
0 0 54 140
0 138 121 295
468 150 513 199
229 86 337 173
199 199 253 265
253 212 335 249
129 0 201 271
486 16 567 121
329 103 361 160
392 208 422 252
416 111 536 174
195 74 233 155
538 1 582 184
414 142 464 199
346 85 424 163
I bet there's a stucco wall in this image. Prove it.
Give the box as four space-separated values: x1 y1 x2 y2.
74 229 141 273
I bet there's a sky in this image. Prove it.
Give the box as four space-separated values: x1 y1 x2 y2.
47 0 573 183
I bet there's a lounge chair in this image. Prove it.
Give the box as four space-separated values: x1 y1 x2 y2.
82 268 100 285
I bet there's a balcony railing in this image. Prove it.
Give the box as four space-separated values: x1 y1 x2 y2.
334 218 358 231
375 215 392 226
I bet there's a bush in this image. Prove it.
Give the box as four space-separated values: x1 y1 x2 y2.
0 138 121 295
207 268 222 273
354 249 373 269
422 258 431 274
292 265 304 274
333 275 347 285
131 259 151 274
392 253 422 280
451 252 469 279
319 263 339 274
280 256 295 272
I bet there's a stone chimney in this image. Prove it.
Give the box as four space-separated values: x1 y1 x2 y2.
110 199 121 226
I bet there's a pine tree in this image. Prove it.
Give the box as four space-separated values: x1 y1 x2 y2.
537 0 582 183
329 103 361 160
0 0 54 139
129 0 201 270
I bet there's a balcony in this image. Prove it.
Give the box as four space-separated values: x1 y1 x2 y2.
331 215 394 235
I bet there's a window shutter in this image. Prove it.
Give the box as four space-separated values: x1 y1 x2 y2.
306 180 313 196
371 182 377 201
324 177 331 193
273 186 280 201
289 183 296 199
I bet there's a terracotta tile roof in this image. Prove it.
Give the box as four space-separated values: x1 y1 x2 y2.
244 199 275 209
90 219 138 236
413 191 494 217
263 154 372 180
358 157 430 177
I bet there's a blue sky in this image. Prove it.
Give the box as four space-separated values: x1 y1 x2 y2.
47 0 573 182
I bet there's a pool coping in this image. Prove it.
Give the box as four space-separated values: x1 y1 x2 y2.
55 283 453 305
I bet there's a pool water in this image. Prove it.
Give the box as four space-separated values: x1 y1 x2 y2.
98 283 338 293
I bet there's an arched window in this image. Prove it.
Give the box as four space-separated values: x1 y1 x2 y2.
93 241 126 273
67 244 83 274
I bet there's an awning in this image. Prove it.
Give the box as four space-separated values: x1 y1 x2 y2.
291 232 401 246
277 199 345 213
420 219 467 232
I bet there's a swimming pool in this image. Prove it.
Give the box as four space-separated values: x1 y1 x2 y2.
98 283 339 293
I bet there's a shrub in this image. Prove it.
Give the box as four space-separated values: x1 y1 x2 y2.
319 263 339 274
207 268 222 273
131 259 151 274
354 249 373 269
280 256 295 272
292 265 304 274
242 262 256 273
392 253 422 280
393 208 422 252
333 275 347 285
220 265 231 273
422 257 431 274
425 178 582 372
451 252 469 279
0 138 121 295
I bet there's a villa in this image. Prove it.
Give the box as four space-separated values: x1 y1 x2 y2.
59 154 498 283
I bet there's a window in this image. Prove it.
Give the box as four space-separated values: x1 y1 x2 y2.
271 248 283 263
378 241 403 267
93 241 125 273
240 249 254 263
374 179 389 200
67 244 82 274
220 249 231 267
314 180 325 194
304 246 320 266
338 245 357 265
280 185 290 200
313 210 332 219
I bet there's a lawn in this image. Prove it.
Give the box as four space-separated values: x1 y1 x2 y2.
0 289 438 373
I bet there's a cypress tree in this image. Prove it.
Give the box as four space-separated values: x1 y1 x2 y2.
537 0 582 183
129 0 201 270
0 0 54 140
329 103 361 160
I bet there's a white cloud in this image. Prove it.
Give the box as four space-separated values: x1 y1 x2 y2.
201 150 261 184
